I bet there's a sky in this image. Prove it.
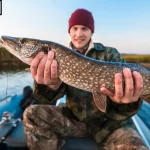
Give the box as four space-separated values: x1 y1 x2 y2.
0 0 150 54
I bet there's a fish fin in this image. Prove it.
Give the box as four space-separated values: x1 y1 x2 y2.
92 92 107 112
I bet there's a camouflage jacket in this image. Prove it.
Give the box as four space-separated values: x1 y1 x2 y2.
32 41 142 143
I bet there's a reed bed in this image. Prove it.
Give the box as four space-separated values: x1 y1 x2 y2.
0 48 29 71
121 54 150 63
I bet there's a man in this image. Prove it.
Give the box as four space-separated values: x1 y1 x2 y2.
23 9 148 150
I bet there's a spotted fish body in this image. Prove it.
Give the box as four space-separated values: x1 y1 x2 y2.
0 35 150 112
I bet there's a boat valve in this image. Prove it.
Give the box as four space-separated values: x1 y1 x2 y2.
0 111 13 125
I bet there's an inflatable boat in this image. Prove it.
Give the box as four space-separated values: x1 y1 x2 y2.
0 86 150 150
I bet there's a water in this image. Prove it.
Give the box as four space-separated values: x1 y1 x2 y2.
0 70 33 100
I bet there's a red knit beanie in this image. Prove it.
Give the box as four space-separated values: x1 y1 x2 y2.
68 9 94 33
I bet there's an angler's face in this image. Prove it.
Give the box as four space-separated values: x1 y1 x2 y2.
69 25 93 53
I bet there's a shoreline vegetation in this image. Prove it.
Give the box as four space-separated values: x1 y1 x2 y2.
0 47 150 71
0 48 29 71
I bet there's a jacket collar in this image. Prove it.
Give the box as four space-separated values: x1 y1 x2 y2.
69 39 105 55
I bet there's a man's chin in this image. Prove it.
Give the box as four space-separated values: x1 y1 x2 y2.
75 45 85 50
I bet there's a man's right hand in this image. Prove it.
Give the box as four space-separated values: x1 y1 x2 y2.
30 50 62 90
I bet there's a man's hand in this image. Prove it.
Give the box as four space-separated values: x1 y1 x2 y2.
30 50 62 90
100 68 143 104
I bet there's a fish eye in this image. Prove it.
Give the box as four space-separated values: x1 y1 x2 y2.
20 38 27 44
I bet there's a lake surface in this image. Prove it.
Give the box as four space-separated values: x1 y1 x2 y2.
0 70 33 100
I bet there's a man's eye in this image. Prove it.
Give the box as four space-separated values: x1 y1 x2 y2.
82 27 87 31
73 27 77 31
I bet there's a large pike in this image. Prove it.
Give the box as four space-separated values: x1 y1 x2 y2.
0 35 150 112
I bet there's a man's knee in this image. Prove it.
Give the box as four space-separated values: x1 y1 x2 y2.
103 127 149 150
23 104 38 120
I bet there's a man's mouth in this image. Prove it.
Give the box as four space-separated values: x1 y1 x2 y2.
75 39 84 42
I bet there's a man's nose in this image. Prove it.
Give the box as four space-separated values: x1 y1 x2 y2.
76 29 83 37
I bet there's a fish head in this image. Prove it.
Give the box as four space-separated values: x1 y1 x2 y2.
0 35 43 65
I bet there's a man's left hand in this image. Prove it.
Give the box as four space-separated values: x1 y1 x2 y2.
100 68 143 104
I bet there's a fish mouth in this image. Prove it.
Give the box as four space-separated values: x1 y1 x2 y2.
0 37 6 49
1 35 18 44
0 37 4 46
0 35 20 49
